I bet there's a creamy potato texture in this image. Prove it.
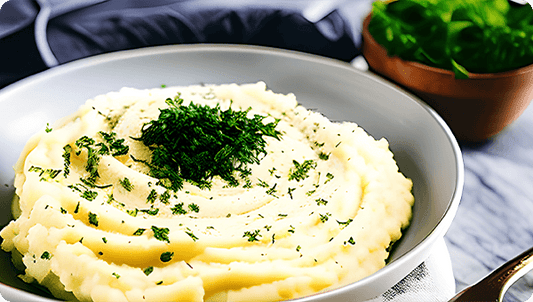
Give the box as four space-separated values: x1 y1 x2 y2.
0 82 414 302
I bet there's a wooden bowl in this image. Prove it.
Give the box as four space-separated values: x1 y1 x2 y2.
362 14 533 142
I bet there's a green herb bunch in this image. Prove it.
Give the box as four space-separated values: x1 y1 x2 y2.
368 0 533 78
136 95 282 191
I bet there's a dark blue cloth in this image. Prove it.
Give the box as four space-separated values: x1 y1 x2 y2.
0 0 367 89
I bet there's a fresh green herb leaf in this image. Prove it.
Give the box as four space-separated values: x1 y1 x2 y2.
171 203 187 215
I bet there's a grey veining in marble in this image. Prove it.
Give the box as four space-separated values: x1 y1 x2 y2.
444 102 533 302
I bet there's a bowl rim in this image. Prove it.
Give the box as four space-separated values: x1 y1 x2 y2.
0 43 465 301
362 13 533 79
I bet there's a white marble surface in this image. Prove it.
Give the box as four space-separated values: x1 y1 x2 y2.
444 102 533 301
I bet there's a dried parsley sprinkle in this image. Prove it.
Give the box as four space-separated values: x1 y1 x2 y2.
185 230 199 242
88 212 99 226
40 251 51 260
151 226 170 243
134 94 282 191
319 213 331 223
160 251 174 262
133 228 146 236
188 203 200 213
318 152 330 160
143 266 154 276
112 272 120 279
325 172 334 184
337 218 353 229
344 237 356 246
45 123 53 133
315 198 328 206
171 203 187 215
119 177 134 192
62 144 72 177
147 189 158 204
243 230 261 242
288 159 317 182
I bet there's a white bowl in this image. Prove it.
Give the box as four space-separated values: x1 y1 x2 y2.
0 45 463 301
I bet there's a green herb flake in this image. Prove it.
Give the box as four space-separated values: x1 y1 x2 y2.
45 123 53 133
160 251 174 262
60 207 67 214
288 159 317 182
185 230 199 242
319 213 331 223
112 272 120 279
40 251 51 260
315 198 328 206
188 203 200 213
171 203 187 215
337 218 353 229
151 226 170 243
344 237 356 246
143 266 154 276
133 228 146 236
325 172 334 184
62 144 72 177
243 229 262 242
88 212 99 227
119 177 134 192
102 237 107 244
147 189 158 204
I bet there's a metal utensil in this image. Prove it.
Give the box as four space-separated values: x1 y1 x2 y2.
449 246 533 301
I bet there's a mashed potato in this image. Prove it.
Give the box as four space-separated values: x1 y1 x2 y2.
0 82 413 302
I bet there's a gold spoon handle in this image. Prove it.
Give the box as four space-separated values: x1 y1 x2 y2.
449 246 533 302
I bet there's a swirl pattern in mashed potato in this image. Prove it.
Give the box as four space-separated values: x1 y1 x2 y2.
0 82 413 302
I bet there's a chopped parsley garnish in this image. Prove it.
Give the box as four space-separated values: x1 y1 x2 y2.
188 203 200 213
160 251 174 262
318 152 330 160
171 203 187 215
325 172 334 184
40 251 51 260
74 202 80 214
337 218 353 229
151 226 170 243
102 237 107 244
119 177 134 192
62 144 72 177
185 230 199 242
134 95 282 191
288 159 317 182
60 207 67 214
133 228 146 236
143 266 154 276
315 198 328 206
88 212 99 227
28 166 62 182
141 207 159 216
98 131 129 156
243 230 261 242
287 187 296 199
344 237 356 246
45 123 53 133
147 189 158 204
112 272 120 279
319 213 331 223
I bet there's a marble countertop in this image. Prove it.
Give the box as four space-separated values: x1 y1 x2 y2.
444 102 533 301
